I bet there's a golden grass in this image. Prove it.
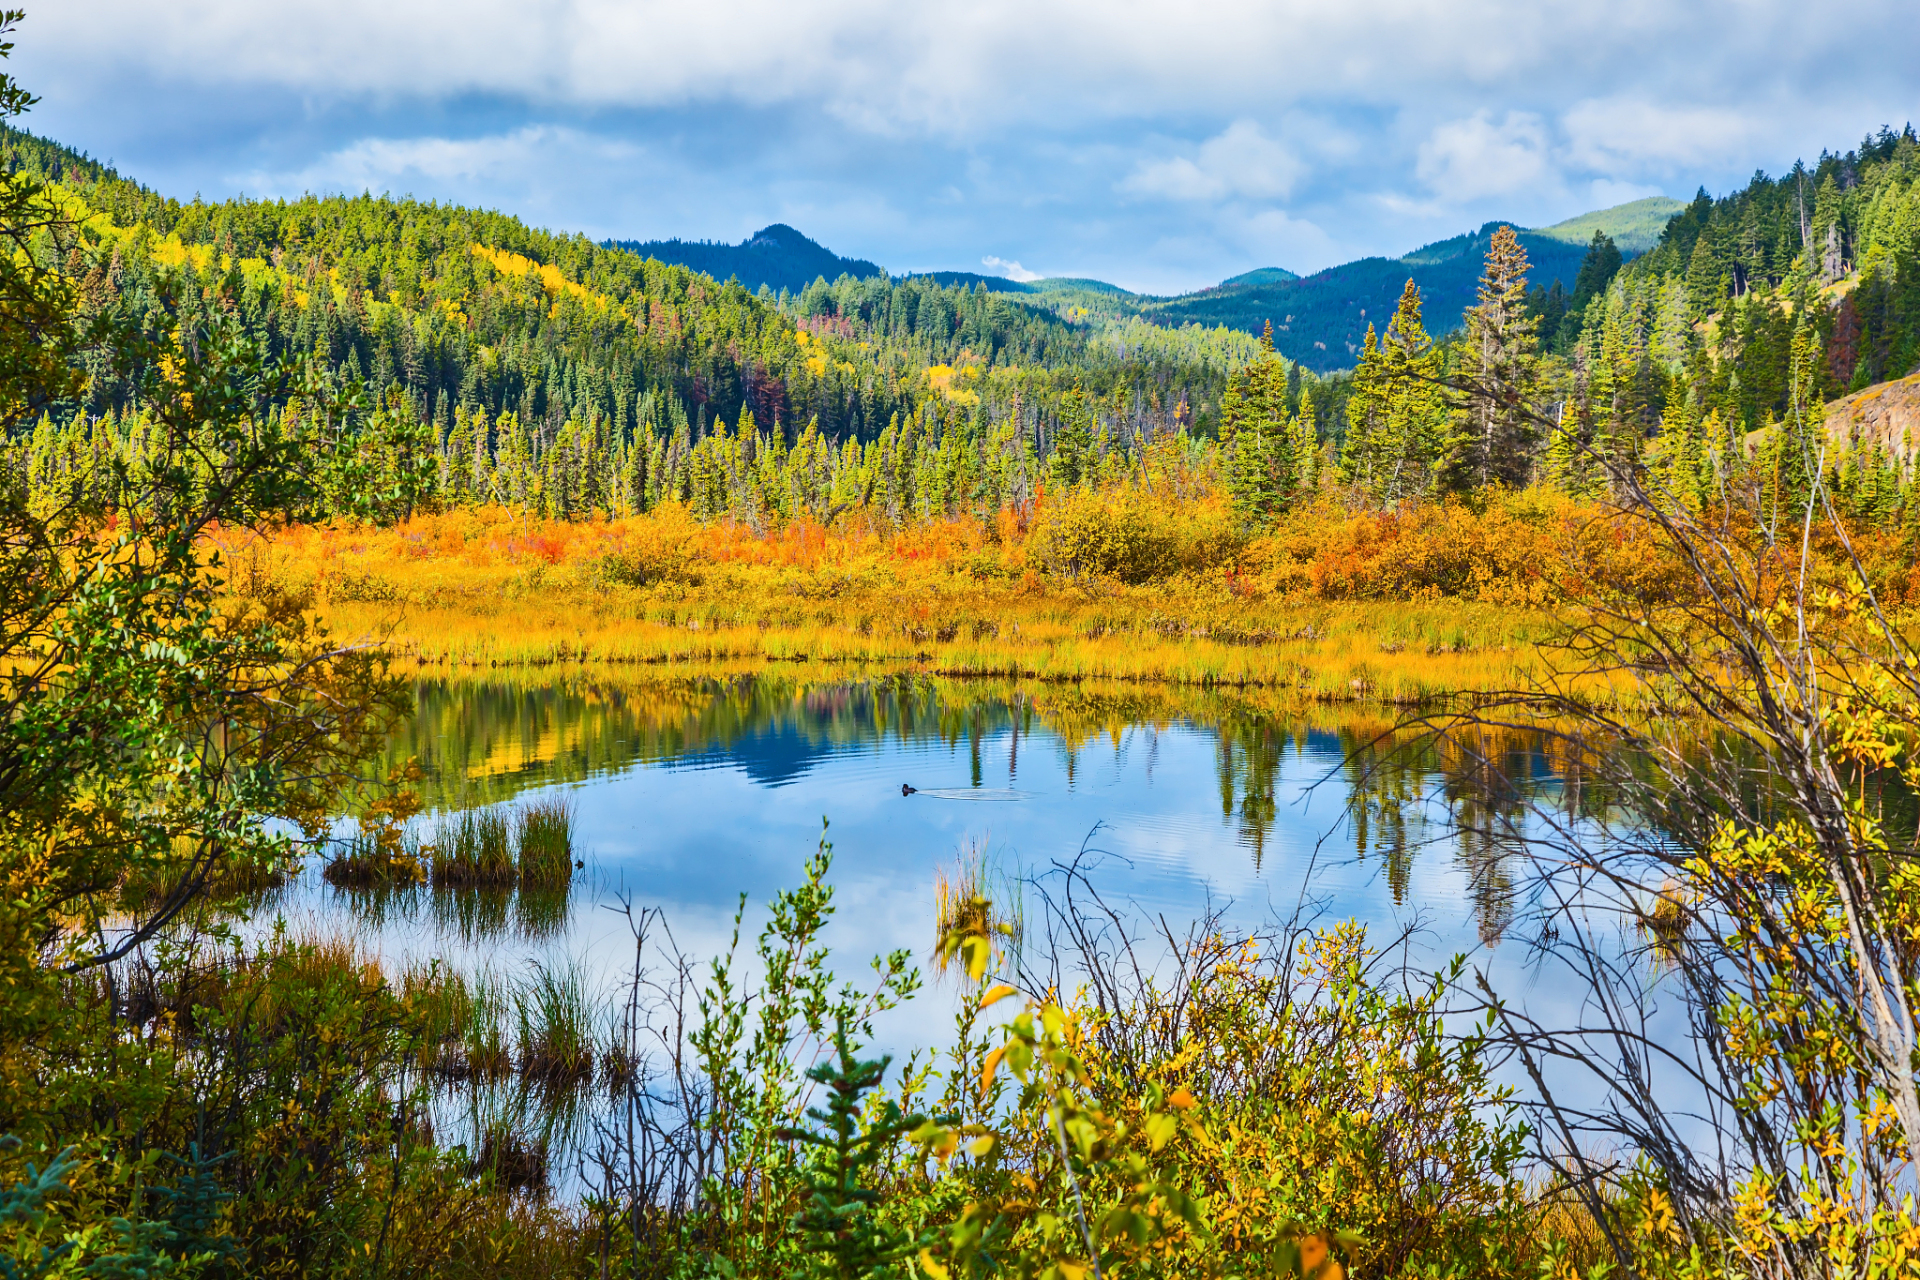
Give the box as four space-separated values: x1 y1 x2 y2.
215 501 1638 705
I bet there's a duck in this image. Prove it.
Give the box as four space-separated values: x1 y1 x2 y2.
901 783 918 796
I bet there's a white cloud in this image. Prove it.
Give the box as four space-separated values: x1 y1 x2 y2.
982 255 1041 282
1229 209 1337 273
1585 177 1668 208
1415 110 1551 202
1561 98 1758 174
249 126 638 195
1122 120 1303 203
20 0 1920 293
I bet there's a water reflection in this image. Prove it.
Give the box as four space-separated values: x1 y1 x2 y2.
348 673 1570 948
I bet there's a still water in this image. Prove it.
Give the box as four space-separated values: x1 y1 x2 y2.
284 673 1542 1051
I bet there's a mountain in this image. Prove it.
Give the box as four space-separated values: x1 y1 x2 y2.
1532 196 1687 255
1137 223 1594 371
604 223 886 295
1219 267 1300 287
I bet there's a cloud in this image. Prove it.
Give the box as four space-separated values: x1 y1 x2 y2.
982 255 1041 282
248 126 638 196
1415 110 1551 202
19 0 1920 294
1561 98 1758 174
1122 120 1303 203
1584 177 1668 208
1231 209 1337 271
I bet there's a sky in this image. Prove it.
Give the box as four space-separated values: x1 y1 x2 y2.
17 0 1920 295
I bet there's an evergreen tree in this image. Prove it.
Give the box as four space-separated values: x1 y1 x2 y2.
1568 231 1623 316
1048 382 1096 488
1443 226 1539 492
1221 322 1301 522
1341 282 1447 505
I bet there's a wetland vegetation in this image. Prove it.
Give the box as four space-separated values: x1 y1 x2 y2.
11 14 1920 1276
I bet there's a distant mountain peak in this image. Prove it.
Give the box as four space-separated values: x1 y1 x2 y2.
1530 196 1687 255
605 223 884 294
1219 266 1300 288
745 223 815 250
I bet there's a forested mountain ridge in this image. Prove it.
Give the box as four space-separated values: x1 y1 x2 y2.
1574 122 1920 472
1532 196 1687 254
1 124 1270 443
605 222 886 295
2 123 1285 526
1142 223 1593 371
10 109 1920 536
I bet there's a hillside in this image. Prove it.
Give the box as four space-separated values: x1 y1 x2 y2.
1533 196 1686 254
1 125 1271 459
1139 223 1593 371
603 223 885 295
605 200 1683 375
1220 267 1301 287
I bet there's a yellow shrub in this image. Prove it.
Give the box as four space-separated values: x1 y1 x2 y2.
1026 486 1242 584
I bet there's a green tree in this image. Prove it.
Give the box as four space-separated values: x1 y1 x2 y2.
1568 230 1622 317
0 12 401 1265
1340 281 1447 505
1220 322 1305 522
1443 226 1539 492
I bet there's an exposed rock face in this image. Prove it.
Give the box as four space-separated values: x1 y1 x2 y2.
1824 373 1920 460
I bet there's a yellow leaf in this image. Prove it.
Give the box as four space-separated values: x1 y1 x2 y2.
980 983 1020 1010
968 1134 997 1157
1143 1112 1179 1152
1168 1087 1197 1109
918 1250 950 1280
981 1044 1008 1092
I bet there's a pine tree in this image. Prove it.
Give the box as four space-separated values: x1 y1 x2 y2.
1221 322 1298 522
1341 281 1447 505
1049 382 1096 488
1569 231 1622 316
1443 226 1540 493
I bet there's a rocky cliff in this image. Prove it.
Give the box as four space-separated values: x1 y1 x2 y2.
1824 373 1920 458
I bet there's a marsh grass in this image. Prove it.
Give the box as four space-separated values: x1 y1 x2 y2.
933 837 1024 982
432 883 515 943
461 972 517 1082
474 1121 551 1197
236 500 1640 704
516 797 576 891
515 961 596 1091
322 827 427 889
434 807 517 888
401 960 474 1076
514 886 572 943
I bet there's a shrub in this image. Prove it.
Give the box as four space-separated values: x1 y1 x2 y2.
1026 487 1241 583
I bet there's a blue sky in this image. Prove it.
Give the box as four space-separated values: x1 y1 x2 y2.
19 0 1920 294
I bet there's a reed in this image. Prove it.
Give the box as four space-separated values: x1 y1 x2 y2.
933 838 1023 982
513 886 572 943
432 883 514 943
461 971 517 1082
514 960 596 1091
473 1123 551 1197
322 827 427 889
433 806 517 888
515 797 577 892
400 959 475 1077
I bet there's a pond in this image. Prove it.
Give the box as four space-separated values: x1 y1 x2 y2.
278 673 1549 1041
251 669 1597 1193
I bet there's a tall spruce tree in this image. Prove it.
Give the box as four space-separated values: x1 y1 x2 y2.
1221 321 1303 522
1443 225 1540 493
1341 280 1447 505
1569 230 1623 316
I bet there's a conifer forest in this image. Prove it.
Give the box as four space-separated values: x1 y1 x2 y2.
11 6 1920 1276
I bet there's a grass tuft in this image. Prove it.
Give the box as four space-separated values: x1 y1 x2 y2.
515 797 577 892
